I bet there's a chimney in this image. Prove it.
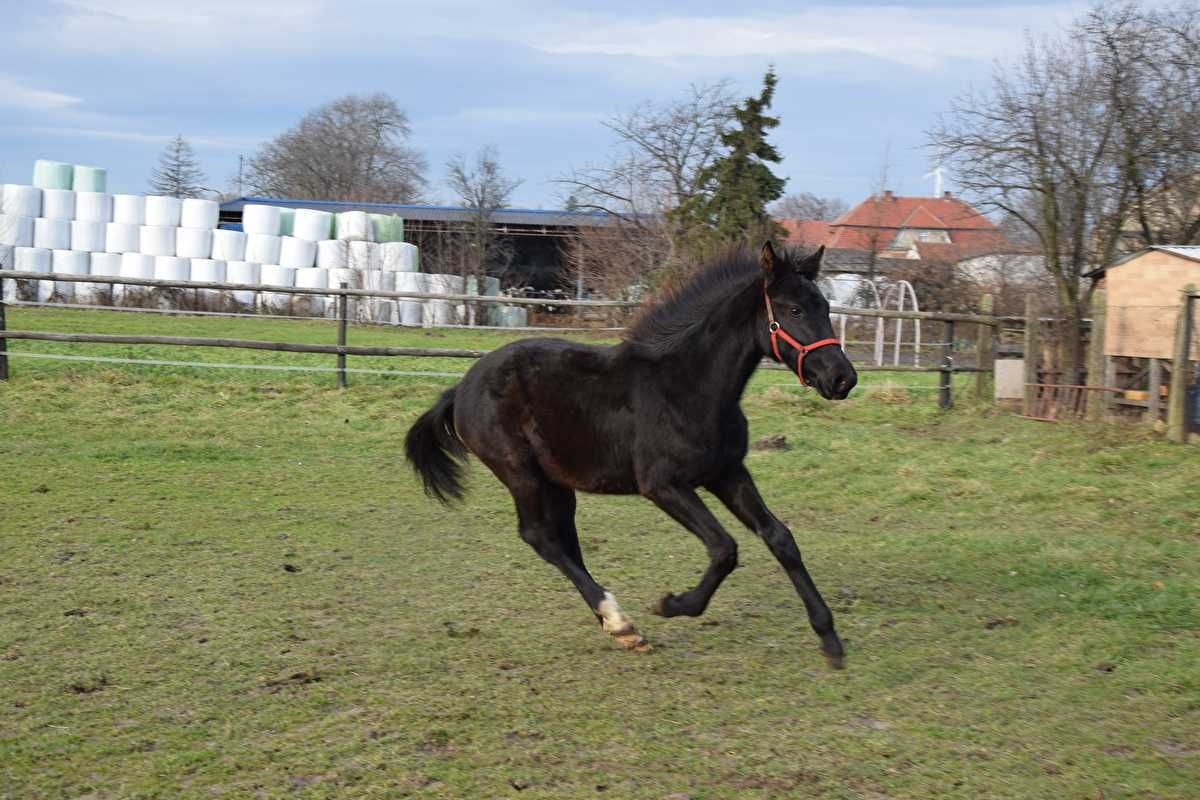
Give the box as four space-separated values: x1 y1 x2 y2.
883 190 894 201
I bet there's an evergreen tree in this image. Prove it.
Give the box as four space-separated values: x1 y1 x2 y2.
149 135 207 198
673 68 787 252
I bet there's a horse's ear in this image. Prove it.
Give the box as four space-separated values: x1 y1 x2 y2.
796 245 824 279
759 241 779 277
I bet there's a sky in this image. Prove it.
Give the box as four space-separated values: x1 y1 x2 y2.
0 1 1093 210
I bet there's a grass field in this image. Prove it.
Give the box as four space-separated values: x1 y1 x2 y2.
1 308 1197 799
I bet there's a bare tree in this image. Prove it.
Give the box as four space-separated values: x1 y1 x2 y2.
1083 1 1200 250
930 31 1116 382
771 192 848 221
558 81 737 291
930 2 1200 382
446 146 522 322
149 135 208 198
246 93 426 202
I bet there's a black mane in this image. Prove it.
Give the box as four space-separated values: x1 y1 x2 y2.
626 248 798 359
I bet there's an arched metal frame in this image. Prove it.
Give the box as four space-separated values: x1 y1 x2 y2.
819 275 922 367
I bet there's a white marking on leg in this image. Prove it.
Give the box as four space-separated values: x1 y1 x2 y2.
597 591 634 635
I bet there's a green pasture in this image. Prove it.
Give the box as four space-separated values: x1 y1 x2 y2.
0 308 1196 798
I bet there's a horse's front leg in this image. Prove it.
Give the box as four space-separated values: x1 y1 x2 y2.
706 465 845 668
642 483 739 618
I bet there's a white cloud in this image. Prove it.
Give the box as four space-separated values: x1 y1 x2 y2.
0 75 82 112
7 126 257 150
525 6 1079 69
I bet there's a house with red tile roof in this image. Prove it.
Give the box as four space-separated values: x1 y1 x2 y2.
780 190 1026 270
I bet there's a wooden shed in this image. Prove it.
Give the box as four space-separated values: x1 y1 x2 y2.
1101 246 1200 360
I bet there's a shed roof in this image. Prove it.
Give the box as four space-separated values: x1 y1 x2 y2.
1086 245 1200 278
219 196 614 228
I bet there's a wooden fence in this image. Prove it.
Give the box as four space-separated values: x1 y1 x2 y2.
0 271 998 404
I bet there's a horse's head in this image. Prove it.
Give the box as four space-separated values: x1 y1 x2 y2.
759 242 858 400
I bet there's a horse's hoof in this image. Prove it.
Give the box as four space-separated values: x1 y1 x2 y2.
825 651 846 670
614 630 652 652
651 593 676 617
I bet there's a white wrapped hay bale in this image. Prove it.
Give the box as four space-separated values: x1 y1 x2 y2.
42 189 75 221
154 255 190 279
145 195 182 227
380 242 419 272
363 269 396 323
153 255 191 309
335 211 372 241
394 272 426 325
242 204 282 235
75 191 112 223
104 223 140 254
72 165 106 193
279 208 295 236
293 267 328 317
34 218 71 250
79 252 122 305
279 236 317 269
176 227 212 258
180 198 219 229
292 208 333 242
0 246 12 302
112 194 144 225
70 221 106 252
52 249 90 299
2 184 41 217
14 246 53 302
324 267 359 319
258 264 297 314
225 261 260 308
348 240 380 272
139 225 176 256
0 214 34 247
190 258 227 309
316 239 348 269
116 252 155 306
211 229 246 261
33 160 73 190
245 234 281 265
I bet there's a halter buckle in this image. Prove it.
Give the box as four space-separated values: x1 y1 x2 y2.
768 321 779 332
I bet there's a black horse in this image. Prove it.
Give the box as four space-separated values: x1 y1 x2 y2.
405 243 857 665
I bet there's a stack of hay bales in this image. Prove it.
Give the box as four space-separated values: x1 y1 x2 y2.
0 161 540 327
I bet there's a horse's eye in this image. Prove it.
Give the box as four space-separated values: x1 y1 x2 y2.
789 306 804 318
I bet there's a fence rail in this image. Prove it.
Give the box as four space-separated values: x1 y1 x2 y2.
0 272 999 401
0 271 1003 325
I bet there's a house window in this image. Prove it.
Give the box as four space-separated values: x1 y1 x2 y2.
894 229 950 246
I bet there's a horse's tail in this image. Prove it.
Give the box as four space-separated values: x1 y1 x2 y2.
404 385 468 504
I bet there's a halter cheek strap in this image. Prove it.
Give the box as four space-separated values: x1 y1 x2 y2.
763 285 841 386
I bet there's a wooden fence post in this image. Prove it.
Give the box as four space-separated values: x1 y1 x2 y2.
1166 286 1196 443
1147 358 1161 424
1086 285 1108 421
1023 295 1040 416
974 294 994 402
939 320 955 409
0 278 8 381
337 283 348 389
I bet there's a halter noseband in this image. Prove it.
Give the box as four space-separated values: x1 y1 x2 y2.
763 284 841 386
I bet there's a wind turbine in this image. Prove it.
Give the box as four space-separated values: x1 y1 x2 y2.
923 165 945 197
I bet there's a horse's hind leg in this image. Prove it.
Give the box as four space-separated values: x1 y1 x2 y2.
503 467 649 652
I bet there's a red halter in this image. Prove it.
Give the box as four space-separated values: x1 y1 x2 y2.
763 285 841 385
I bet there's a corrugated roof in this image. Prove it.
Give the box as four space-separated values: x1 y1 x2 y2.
219 196 614 228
